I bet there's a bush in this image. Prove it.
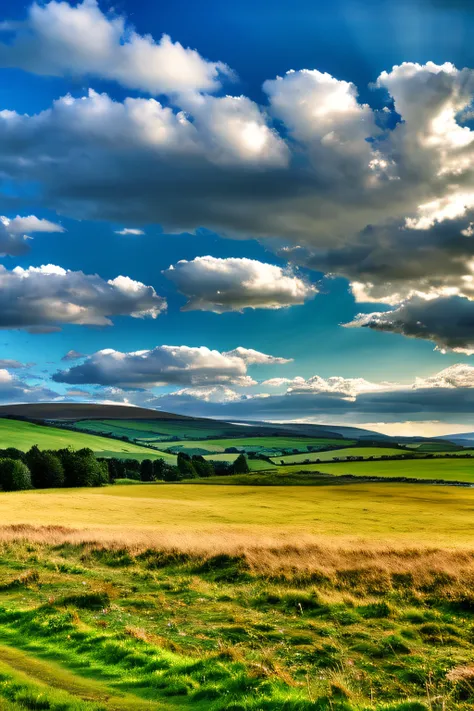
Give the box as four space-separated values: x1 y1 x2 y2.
0 458 32 491
233 454 249 474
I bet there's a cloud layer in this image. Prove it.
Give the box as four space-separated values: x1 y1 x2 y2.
0 264 166 332
4 4 474 352
53 345 290 387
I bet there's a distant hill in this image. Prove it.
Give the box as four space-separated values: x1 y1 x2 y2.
436 432 474 447
0 403 194 421
231 420 392 440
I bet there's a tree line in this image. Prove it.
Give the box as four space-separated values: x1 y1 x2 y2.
0 447 250 491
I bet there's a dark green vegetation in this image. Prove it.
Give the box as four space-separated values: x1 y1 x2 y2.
0 539 472 709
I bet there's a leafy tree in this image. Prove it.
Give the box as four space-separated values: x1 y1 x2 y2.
140 459 154 482
177 452 197 479
0 448 25 462
162 464 180 482
152 458 166 480
0 458 32 491
26 446 65 488
58 448 108 488
191 455 214 478
233 454 249 474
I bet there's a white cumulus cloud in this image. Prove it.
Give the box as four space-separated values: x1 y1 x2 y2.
0 1 231 96
53 344 290 387
0 264 166 332
0 215 64 256
164 256 317 312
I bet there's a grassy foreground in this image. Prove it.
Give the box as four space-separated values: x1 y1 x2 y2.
0 483 473 709
0 530 473 709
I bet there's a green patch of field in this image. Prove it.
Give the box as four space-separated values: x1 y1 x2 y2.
161 436 353 456
405 441 461 452
274 456 474 483
0 419 175 463
71 418 249 442
272 446 405 464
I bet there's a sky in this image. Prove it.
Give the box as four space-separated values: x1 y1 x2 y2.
2 0 474 434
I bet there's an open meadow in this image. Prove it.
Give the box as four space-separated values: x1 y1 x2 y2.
0 482 472 709
272 457 474 483
1 409 474 710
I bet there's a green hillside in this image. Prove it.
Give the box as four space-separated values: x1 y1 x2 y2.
0 419 176 462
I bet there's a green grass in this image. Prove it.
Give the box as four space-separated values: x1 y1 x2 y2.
0 537 471 709
71 419 251 442
272 446 405 465
0 419 176 463
161 436 353 455
0 482 472 708
273 457 474 483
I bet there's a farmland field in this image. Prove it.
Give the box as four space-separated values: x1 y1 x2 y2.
70 417 242 442
0 483 473 709
0 481 472 545
273 456 474 482
160 436 353 455
271 445 405 464
0 419 176 462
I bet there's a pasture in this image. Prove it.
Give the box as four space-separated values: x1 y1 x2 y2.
0 483 473 708
271 445 405 464
161 436 352 455
0 481 473 547
274 456 474 483
0 419 175 462
71 418 260 442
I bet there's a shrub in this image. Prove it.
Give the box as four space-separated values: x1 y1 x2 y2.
0 458 32 491
233 454 249 474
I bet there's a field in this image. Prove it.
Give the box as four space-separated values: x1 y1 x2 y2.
0 419 176 463
160 436 352 455
0 483 472 709
2 408 474 709
272 457 474 483
271 446 405 465
71 418 243 443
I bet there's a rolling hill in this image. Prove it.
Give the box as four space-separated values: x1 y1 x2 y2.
0 403 193 421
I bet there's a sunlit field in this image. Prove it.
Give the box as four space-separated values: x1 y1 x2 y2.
0 419 175 462
0 481 472 548
273 456 474 482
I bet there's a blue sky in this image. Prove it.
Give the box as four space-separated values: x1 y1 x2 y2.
2 0 474 434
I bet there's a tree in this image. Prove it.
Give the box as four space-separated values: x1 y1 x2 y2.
162 464 180 481
0 448 25 462
152 458 166 480
140 459 154 482
177 452 197 478
233 454 249 474
57 448 108 488
26 446 64 489
0 458 32 491
191 455 214 478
